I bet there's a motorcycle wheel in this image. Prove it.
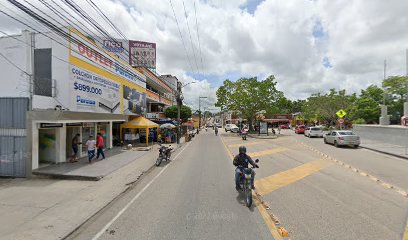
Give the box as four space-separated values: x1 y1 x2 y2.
155 157 162 166
245 181 252 207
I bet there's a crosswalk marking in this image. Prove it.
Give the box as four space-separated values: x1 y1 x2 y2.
248 148 288 158
228 141 266 148
255 159 333 196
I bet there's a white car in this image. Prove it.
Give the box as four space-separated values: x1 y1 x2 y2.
225 124 239 132
304 127 324 138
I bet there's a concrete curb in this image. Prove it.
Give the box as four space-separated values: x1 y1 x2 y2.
360 145 408 160
248 134 279 139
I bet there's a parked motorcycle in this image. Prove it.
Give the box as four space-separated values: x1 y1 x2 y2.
156 143 173 166
237 159 259 208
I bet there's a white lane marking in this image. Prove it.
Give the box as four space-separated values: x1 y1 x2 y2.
91 142 191 240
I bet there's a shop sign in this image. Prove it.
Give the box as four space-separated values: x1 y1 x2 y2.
83 122 95 127
66 122 83 127
129 40 156 69
40 123 63 128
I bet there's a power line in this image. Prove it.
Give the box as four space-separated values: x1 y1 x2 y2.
182 0 199 73
169 0 194 75
194 0 204 73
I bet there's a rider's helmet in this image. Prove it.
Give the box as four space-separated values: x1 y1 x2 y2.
239 146 246 154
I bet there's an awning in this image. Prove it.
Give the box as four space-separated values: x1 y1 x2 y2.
120 116 159 145
121 116 159 128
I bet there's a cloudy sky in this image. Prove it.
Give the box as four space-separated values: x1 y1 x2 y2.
1 0 408 110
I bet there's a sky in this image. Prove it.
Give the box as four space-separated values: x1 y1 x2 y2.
1 0 408 111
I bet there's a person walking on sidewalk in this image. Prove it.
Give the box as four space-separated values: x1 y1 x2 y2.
70 134 81 163
96 133 106 160
86 135 96 163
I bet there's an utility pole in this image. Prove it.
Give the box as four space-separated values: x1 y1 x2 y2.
198 96 207 134
176 81 182 144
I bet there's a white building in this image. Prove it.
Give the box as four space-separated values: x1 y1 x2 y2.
0 28 147 177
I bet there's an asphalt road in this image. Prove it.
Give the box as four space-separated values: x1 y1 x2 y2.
67 129 408 240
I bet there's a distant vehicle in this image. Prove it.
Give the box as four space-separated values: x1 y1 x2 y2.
279 124 289 129
305 127 323 138
295 125 305 134
324 130 360 148
215 123 222 128
225 124 239 132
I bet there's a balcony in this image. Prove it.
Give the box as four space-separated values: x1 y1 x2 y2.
146 89 173 106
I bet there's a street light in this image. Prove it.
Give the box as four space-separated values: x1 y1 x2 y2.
198 96 207 133
176 81 197 144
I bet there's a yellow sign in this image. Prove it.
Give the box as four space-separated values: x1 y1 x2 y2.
336 109 347 118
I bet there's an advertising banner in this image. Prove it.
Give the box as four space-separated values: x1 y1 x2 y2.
69 30 146 89
129 40 156 69
123 85 146 115
71 66 121 113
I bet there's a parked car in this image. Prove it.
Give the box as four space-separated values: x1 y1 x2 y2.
225 124 239 132
295 125 305 134
324 130 360 148
279 124 289 129
304 127 323 138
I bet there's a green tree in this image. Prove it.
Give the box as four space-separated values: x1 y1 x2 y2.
349 85 383 123
215 75 283 128
164 105 192 121
383 76 408 123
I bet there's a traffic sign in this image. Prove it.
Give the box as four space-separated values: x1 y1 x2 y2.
336 109 347 118
338 118 345 124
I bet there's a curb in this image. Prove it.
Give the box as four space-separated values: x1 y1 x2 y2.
248 134 279 139
360 145 408 160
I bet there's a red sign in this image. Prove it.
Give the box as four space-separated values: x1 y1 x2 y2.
338 118 345 124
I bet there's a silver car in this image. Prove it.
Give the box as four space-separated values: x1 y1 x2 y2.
305 127 323 138
324 130 360 148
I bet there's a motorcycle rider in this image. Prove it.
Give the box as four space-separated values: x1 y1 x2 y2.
233 146 258 190
214 126 218 135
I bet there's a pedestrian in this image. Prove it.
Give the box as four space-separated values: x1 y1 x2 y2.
158 132 162 143
96 133 106 160
70 133 81 163
278 125 281 134
86 135 96 163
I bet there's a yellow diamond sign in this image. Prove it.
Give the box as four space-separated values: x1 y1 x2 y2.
336 109 347 118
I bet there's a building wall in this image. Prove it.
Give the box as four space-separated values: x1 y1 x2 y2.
353 124 408 147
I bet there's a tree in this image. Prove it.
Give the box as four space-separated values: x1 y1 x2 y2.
164 105 192 121
215 75 283 128
301 89 355 125
349 85 383 123
383 76 408 123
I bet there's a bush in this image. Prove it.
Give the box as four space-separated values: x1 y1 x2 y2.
352 118 366 124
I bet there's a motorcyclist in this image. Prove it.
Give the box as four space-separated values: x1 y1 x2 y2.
214 126 218 135
233 146 258 190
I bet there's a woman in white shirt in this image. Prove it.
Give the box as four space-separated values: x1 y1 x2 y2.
86 136 96 163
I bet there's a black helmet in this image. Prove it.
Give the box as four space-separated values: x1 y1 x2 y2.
239 146 246 154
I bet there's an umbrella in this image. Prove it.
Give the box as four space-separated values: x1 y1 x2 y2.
160 123 176 129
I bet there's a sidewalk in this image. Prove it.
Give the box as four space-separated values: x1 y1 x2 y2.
360 139 408 160
0 138 187 240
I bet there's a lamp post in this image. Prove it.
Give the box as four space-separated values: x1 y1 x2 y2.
198 96 207 133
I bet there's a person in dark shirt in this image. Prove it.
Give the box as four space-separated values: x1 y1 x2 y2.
233 146 258 190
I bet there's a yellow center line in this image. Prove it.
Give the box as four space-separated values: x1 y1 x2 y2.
403 222 408 240
255 159 333 196
248 148 288 158
228 141 266 148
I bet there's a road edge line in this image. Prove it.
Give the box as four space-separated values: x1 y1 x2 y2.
91 141 191 240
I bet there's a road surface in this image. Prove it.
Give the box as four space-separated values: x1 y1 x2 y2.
67 129 408 240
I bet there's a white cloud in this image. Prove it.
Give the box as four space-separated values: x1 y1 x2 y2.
1 0 408 108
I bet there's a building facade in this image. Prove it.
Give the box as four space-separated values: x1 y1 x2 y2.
0 28 148 177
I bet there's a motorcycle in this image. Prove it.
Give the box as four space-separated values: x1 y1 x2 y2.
237 159 259 208
241 131 247 140
215 128 218 136
156 143 173 166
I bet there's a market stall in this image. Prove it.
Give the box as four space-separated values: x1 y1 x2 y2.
120 116 159 145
